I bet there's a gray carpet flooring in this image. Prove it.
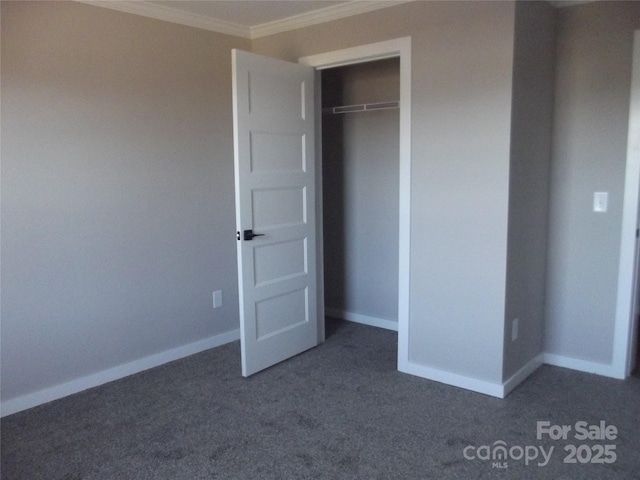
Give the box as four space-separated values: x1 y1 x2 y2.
2 318 640 479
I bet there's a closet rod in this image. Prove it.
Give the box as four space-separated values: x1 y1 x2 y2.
322 101 399 115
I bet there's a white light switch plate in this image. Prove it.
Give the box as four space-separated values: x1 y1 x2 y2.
593 192 608 213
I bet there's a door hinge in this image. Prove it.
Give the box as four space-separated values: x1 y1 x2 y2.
636 228 639 239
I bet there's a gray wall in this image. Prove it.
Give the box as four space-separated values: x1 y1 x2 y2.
545 1 640 365
322 60 400 322
1 1 249 402
503 1 556 380
6 0 638 406
253 1 517 383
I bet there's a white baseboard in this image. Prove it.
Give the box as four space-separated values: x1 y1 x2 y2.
398 353 543 399
5 329 623 417
325 308 398 331
502 353 544 396
543 353 623 379
1 329 240 417
398 360 506 398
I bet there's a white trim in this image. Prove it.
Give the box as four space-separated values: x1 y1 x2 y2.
400 361 506 398
299 37 410 70
613 29 640 378
76 1 251 38
397 40 412 377
543 353 624 379
325 308 398 332
251 1 412 39
400 353 543 399
1 329 240 417
502 354 544 396
75 1 411 40
299 37 412 376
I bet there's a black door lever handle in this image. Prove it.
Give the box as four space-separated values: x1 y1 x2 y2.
243 229 265 241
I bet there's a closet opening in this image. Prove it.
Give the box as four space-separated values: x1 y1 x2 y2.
320 58 401 339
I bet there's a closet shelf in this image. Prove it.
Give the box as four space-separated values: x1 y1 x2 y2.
322 101 399 115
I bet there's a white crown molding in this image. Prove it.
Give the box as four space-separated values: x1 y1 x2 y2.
249 1 413 39
76 1 412 40
76 1 251 38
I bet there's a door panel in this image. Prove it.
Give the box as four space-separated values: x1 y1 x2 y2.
254 239 307 286
252 187 305 229
232 49 317 377
250 132 306 173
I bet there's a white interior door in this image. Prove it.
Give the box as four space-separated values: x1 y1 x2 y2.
232 49 317 377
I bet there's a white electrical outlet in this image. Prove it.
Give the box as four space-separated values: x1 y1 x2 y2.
213 290 223 309
512 318 519 342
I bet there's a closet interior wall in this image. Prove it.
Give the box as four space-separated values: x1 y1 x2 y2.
321 59 400 328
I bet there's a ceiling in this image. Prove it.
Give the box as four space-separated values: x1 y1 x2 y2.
81 0 595 39
80 1 412 39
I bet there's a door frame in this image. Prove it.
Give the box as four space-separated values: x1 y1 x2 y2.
613 29 640 378
299 37 412 368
